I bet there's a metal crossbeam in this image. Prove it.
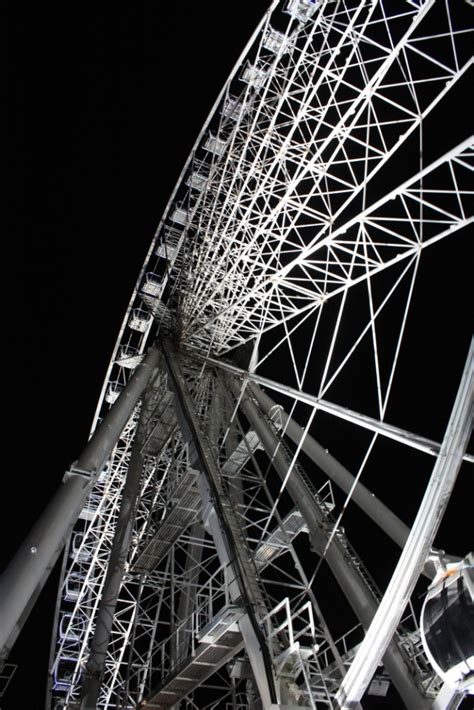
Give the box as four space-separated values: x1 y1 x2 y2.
335 338 473 708
43 3 472 708
161 338 279 708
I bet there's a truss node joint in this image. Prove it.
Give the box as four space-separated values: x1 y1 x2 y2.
62 467 96 483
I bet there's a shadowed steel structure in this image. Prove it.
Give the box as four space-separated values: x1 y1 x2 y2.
1 1 472 709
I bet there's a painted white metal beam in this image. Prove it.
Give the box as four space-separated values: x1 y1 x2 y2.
161 339 279 708
335 338 473 708
0 346 161 665
200 353 474 464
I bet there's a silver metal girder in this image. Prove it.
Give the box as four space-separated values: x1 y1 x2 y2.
222 429 263 475
143 625 245 710
233 380 430 710
133 426 262 574
79 375 162 709
0 346 161 665
160 338 279 708
174 521 206 664
141 388 177 457
335 338 473 709
132 467 201 573
202 355 474 465
249 382 411 550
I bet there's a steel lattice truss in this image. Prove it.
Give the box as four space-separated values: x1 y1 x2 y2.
48 2 472 709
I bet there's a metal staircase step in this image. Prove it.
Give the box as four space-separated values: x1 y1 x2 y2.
133 469 201 572
142 389 177 457
143 630 244 709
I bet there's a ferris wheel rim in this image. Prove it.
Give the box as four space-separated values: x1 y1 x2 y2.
88 4 276 435
48 1 473 707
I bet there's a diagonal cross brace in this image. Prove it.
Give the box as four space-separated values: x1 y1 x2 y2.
160 338 278 708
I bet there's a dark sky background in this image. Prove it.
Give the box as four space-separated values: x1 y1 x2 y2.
6 1 472 708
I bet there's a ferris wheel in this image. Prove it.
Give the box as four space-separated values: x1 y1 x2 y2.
10 1 471 708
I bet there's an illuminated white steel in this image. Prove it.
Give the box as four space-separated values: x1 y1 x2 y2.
185 138 473 351
45 1 472 707
200 354 474 465
335 339 473 708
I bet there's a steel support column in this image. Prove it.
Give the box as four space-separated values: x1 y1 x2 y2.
160 339 279 709
0 346 161 664
233 380 429 710
79 375 157 710
200 354 473 464
248 383 411 550
175 522 206 664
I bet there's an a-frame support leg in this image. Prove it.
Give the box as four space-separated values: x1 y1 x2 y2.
161 339 279 709
0 346 161 665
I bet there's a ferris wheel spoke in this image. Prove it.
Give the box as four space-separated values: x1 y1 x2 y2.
201 355 474 466
319 251 420 408
41 2 474 708
183 13 468 314
176 2 428 314
182 135 471 356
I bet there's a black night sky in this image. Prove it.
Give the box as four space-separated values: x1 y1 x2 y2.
6 1 473 708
